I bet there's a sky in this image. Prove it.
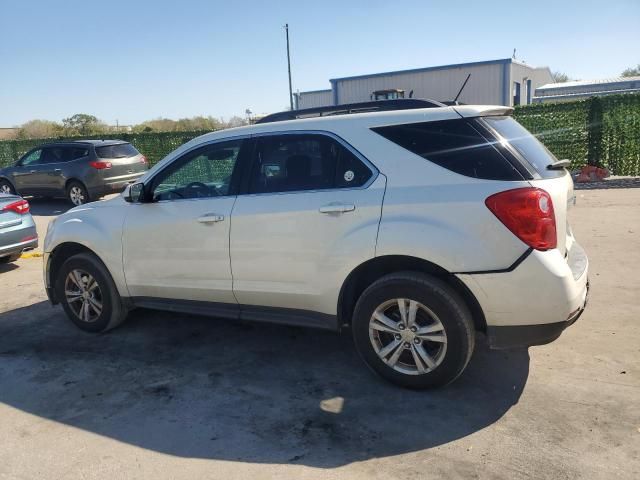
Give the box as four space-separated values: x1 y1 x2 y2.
1 0 638 126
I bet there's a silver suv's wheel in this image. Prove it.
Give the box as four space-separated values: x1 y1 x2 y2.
64 269 104 323
55 253 128 333
370 299 448 375
352 272 474 389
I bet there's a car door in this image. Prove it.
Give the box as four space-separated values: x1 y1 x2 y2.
35 146 68 194
122 138 247 307
12 148 44 194
230 132 386 317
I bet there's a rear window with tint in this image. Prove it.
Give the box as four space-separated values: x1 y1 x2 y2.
95 143 139 159
482 116 564 178
371 119 523 181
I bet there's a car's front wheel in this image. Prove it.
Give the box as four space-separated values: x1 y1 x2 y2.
55 253 128 333
352 272 475 389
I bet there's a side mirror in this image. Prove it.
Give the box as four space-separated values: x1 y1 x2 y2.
124 182 145 203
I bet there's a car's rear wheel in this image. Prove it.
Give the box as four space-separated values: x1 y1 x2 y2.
0 254 21 264
352 272 474 389
55 253 128 333
0 180 15 195
66 181 90 206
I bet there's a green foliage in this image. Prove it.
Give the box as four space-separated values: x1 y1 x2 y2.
62 113 107 135
551 71 571 83
513 93 640 175
621 64 640 77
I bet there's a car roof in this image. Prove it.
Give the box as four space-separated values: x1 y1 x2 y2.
188 104 513 144
34 139 129 148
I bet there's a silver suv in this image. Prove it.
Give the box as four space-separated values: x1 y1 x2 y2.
0 140 148 205
43 100 589 389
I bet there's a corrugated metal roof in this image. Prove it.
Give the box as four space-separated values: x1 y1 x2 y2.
537 76 640 90
329 58 512 82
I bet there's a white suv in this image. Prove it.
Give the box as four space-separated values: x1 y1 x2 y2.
43 100 589 389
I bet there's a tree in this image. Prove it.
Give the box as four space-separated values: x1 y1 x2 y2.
621 64 640 77
551 71 571 83
17 119 63 139
62 113 107 135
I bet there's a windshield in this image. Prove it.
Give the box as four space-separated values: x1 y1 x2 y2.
95 143 139 159
483 116 565 178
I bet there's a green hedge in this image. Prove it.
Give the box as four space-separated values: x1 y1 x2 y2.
1 94 639 175
514 94 640 175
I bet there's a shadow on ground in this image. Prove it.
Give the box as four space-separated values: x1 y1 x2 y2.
574 177 640 190
25 197 72 216
0 302 529 467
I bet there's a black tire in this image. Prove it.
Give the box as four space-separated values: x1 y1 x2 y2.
0 253 21 264
352 272 475 389
66 181 90 206
0 179 16 195
55 253 128 333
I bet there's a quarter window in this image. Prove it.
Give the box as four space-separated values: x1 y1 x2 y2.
151 140 242 201
248 134 372 194
371 119 522 180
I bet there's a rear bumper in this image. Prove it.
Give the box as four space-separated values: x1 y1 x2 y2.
457 240 589 348
487 280 589 348
0 236 38 258
89 172 145 197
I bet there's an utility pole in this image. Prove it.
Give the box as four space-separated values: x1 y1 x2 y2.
285 23 294 110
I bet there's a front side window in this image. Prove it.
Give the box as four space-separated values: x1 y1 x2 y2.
20 149 42 166
249 134 372 194
151 140 242 201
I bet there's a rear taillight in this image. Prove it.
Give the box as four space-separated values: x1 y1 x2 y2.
140 155 147 164
485 187 557 251
2 199 30 215
89 161 112 170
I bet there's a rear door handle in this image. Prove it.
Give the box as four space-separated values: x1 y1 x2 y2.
197 213 225 223
319 203 356 214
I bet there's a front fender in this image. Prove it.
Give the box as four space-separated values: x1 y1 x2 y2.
44 204 129 297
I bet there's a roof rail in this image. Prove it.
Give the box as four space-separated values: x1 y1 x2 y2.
256 99 446 124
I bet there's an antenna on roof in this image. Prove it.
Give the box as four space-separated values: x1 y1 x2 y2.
453 73 471 103
512 48 517 59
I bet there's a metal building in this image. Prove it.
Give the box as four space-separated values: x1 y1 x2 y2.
533 76 640 103
295 58 553 109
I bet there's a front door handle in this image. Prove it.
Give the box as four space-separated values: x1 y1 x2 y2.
319 203 356 214
197 213 225 223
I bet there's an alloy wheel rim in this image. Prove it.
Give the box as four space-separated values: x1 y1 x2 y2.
70 186 85 205
369 298 447 375
64 269 103 323
0 184 12 194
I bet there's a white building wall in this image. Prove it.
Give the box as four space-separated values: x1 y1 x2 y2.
334 62 507 106
509 62 554 105
295 90 333 109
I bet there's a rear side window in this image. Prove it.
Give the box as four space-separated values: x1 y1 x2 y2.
371 119 523 180
482 116 564 178
95 143 139 159
249 134 372 194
